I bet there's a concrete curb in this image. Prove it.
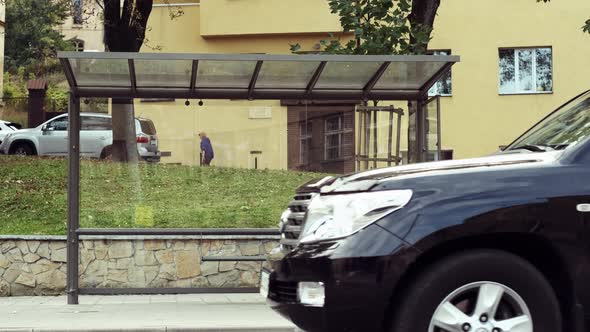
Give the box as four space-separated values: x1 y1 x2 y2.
0 234 281 241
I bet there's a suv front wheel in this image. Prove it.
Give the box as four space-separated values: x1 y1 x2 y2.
11 142 35 156
389 250 562 332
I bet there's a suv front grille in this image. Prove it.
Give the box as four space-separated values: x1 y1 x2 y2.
279 192 317 252
270 279 298 303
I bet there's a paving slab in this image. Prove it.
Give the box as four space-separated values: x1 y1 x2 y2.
0 294 296 332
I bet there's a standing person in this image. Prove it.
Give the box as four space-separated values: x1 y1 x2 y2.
198 132 214 166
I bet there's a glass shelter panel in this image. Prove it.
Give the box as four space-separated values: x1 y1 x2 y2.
373 61 447 90
134 59 193 87
314 62 384 89
197 60 257 88
424 96 441 161
70 58 131 87
255 61 321 89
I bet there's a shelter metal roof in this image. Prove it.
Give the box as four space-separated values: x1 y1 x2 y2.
58 52 460 101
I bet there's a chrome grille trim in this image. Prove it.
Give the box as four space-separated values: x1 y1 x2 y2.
279 192 318 252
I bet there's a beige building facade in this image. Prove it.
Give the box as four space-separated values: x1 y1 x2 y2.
115 1 590 173
59 0 105 52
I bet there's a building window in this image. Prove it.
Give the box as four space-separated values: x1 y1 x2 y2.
299 121 312 165
428 50 452 97
72 0 84 25
72 39 84 52
324 115 347 161
499 47 553 94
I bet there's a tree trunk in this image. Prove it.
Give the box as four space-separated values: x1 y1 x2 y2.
103 0 153 163
407 0 440 162
111 99 139 163
409 0 440 54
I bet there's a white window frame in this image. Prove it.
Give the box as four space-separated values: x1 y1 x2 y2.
324 115 346 161
499 47 553 95
299 121 312 165
72 39 85 52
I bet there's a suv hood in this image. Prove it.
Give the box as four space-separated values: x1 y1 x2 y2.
13 128 36 133
314 151 562 194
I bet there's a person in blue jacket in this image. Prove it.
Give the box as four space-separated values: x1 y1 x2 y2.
198 132 214 166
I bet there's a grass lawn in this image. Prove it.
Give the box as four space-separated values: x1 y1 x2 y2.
0 156 325 235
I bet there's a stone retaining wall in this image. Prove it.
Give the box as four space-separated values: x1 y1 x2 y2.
0 235 278 296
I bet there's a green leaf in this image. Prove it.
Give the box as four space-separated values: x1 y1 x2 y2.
289 43 302 53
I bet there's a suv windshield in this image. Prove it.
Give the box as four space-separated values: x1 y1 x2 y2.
506 90 590 152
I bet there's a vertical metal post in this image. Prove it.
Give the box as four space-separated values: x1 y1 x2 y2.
356 108 362 171
396 111 402 165
372 110 378 169
387 110 393 167
364 110 370 170
416 99 426 163
436 96 442 161
67 93 80 305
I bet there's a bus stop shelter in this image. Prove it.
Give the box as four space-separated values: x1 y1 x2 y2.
58 51 459 304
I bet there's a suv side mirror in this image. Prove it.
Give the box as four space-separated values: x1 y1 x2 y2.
42 124 48 131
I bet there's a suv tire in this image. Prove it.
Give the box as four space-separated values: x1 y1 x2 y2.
11 142 34 156
389 249 562 332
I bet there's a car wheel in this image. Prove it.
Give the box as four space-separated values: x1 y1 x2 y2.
388 249 562 332
12 143 33 156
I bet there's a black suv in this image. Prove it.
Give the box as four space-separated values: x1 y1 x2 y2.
262 90 590 332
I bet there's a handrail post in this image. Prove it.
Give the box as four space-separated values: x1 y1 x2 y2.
67 92 80 305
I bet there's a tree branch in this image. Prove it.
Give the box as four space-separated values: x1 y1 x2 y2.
94 0 104 10
121 0 133 28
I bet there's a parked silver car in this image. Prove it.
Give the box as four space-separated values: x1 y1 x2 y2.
0 120 21 145
0 113 160 162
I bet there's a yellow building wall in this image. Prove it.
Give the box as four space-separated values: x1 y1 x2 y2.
135 99 288 169
139 4 339 168
199 0 342 37
429 0 590 159
141 0 590 168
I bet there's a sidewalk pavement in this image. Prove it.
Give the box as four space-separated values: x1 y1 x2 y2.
0 293 297 332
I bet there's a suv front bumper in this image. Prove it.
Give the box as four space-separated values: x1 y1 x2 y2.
265 225 418 332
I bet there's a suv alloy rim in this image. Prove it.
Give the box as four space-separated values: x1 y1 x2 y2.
14 146 28 155
428 281 533 332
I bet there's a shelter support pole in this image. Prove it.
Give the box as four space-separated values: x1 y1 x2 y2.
396 112 402 165
387 110 393 167
436 96 442 160
416 98 427 162
364 110 370 170
67 93 80 305
356 108 362 171
373 110 378 169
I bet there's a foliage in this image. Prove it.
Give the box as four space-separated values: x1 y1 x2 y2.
0 156 327 235
3 68 29 99
4 0 74 76
290 0 433 55
45 86 69 112
537 0 589 34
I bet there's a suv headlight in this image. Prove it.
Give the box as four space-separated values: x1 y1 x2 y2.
299 189 412 244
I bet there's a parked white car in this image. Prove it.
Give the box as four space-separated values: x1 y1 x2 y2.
0 113 160 162
0 120 21 145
